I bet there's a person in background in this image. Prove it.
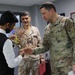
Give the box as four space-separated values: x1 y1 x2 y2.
15 11 42 75
0 10 25 75
25 2 75 75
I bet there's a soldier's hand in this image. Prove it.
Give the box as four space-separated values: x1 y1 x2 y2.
40 54 45 64
24 47 33 55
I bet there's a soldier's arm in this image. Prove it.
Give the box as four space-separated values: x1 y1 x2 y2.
65 18 75 64
34 25 51 54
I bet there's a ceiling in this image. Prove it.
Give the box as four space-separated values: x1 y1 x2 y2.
0 0 56 6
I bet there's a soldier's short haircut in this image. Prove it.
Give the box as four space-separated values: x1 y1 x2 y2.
20 11 31 17
40 2 56 12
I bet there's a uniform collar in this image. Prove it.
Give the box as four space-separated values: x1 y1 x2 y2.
50 15 63 27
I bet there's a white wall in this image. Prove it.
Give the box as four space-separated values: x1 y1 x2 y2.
0 4 29 12
54 0 75 17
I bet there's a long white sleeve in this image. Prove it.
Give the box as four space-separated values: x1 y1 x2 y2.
3 39 23 68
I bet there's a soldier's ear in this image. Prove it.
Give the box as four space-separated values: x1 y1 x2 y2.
29 17 31 21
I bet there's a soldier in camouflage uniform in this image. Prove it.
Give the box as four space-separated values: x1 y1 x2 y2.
15 11 42 75
27 2 75 75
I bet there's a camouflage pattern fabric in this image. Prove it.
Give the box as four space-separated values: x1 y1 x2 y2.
15 25 42 75
34 15 75 75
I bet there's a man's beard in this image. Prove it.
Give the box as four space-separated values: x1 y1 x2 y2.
5 28 11 33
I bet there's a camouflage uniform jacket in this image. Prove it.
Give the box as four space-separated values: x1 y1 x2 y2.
15 25 42 61
34 15 75 67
